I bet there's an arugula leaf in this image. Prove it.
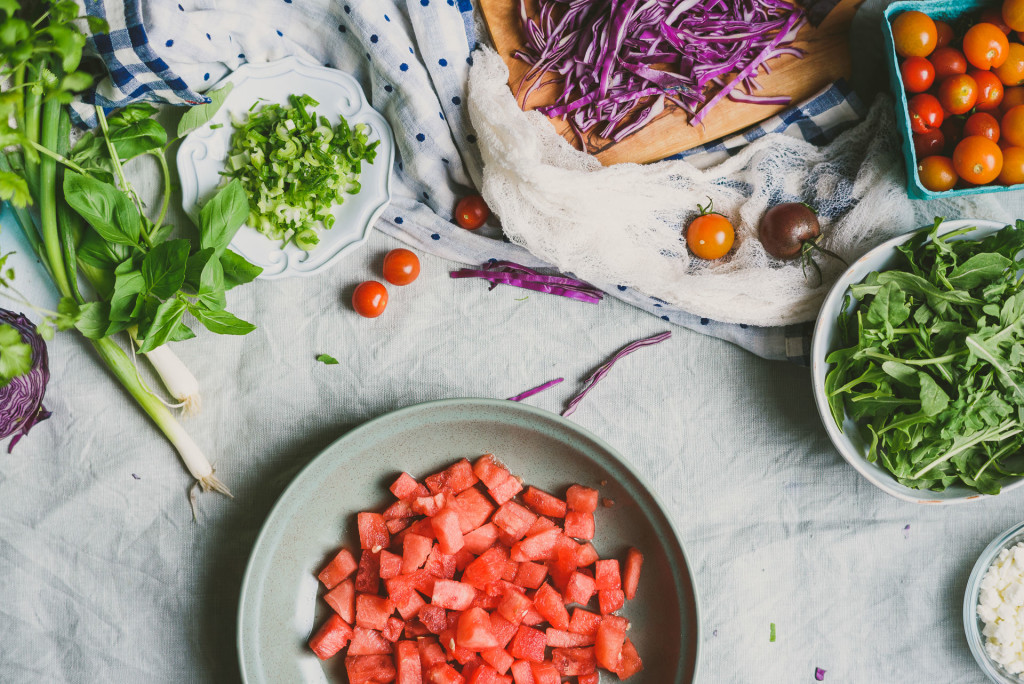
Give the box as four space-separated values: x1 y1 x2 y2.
141 239 189 299
0 323 32 386
199 179 249 255
947 253 1012 290
63 171 141 246
316 353 339 365
177 83 234 137
189 304 256 335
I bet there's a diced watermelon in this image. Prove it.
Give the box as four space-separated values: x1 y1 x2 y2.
451 488 496 533
425 546 458 579
391 472 430 500
513 562 549 590
568 609 602 637
528 661 559 684
355 550 381 594
357 594 396 630
395 640 422 684
551 646 597 676
419 604 448 634
564 571 597 606
473 455 522 505
545 628 595 648
419 636 448 669
358 512 391 552
575 543 599 567
318 548 358 589
386 518 412 535
383 617 406 642
457 606 500 651
492 502 538 541
384 499 416 521
440 627 478 665
463 523 500 555
432 507 466 555
521 487 567 518
386 576 427 620
510 529 560 563
481 647 514 675
520 606 545 626
406 620 430 638
349 626 394 655
308 613 354 660
472 591 503 611
489 478 523 507
594 559 621 591
525 517 557 536
407 517 437 540
325 579 355 624
446 459 481 494
563 512 594 541
454 548 477 572
510 660 536 684
594 615 628 670
467 662 499 684
565 485 599 514
623 547 643 601
413 493 448 517
380 550 403 579
346 654 397 684
402 533 434 574
495 674 513 684
532 584 570 631
497 586 533 624
410 569 439 596
548 544 579 593
489 613 519 649
508 626 546 663
431 579 478 611
501 560 518 582
462 547 510 590
427 662 467 684
614 638 643 679
598 588 625 615
578 673 600 684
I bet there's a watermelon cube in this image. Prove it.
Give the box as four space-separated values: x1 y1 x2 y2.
357 594 396 631
525 517 557 536
426 662 467 684
508 625 546 663
594 615 628 670
386 576 427 620
407 518 437 540
318 547 358 589
520 606 545 626
532 583 570 631
355 550 381 594
308 613 353 660
419 604 448 634
489 612 519 649
497 586 533 624
521 487 567 518
481 647 514 675
614 638 643 679
440 626 478 664
391 472 430 500
473 455 522 505
463 523 500 555
431 507 465 555
623 547 643 600
568 609 602 637
446 459 480 494
413 493 447 517
467 663 499 684
431 579 478 611
457 606 500 651
545 628 595 648
405 620 430 639
598 588 625 615
419 636 448 669
513 562 549 590
402 533 434 574
575 543 600 567
492 502 538 541
452 487 496 533
349 626 393 655
395 640 422 684
462 547 510 590
528 661 559 684
424 546 458 579
358 512 391 551
510 529 560 563
565 485 599 513
324 579 355 624
594 559 622 591
382 617 405 642
454 548 477 572
564 571 597 606
551 646 597 676
548 544 579 592
578 674 600 684
410 569 439 596
346 654 397 684
563 511 594 540
383 499 415 521
386 518 411 536
379 549 403 579
509 660 535 684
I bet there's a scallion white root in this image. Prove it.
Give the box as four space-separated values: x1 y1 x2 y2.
143 344 202 416
163 414 231 497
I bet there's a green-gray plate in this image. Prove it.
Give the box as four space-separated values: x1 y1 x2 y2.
237 398 700 683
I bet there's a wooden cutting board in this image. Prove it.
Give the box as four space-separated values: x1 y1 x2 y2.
478 0 861 165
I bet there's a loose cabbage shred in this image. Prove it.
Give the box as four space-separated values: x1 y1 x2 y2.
224 94 379 250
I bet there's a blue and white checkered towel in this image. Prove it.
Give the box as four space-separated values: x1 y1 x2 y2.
73 0 867 364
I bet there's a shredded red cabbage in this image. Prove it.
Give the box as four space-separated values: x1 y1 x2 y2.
563 331 672 417
507 378 564 402
815 667 826 681
513 0 807 147
0 310 50 452
450 261 605 304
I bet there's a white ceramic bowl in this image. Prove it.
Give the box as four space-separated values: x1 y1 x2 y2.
177 56 395 279
810 219 1024 504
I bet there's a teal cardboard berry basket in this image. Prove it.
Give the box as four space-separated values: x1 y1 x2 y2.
882 0 1024 199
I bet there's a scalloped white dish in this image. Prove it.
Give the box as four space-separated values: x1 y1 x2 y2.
177 56 394 279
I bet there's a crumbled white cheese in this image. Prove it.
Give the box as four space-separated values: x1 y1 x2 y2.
978 542 1024 676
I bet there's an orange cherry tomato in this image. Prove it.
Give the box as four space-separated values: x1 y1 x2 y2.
1002 85 1024 113
352 280 388 318
930 47 968 79
963 23 1010 69
892 11 938 58
971 69 1005 111
995 42 1024 86
953 135 1004 184
455 195 490 230
934 20 954 48
917 155 959 192
1003 104 1024 145
938 73 978 115
964 112 1001 141
981 7 1013 34
686 211 734 260
382 249 421 286
998 146 1024 184
1004 0 1024 32
901 56 936 92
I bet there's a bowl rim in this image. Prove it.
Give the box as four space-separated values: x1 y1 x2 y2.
964 519 1024 684
809 218 1024 505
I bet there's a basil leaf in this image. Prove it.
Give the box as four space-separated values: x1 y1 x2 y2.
138 298 187 353
199 179 249 255
316 353 339 365
168 321 197 343
109 270 145 322
74 301 111 340
177 83 233 137
189 304 256 335
108 117 166 161
183 247 216 291
141 239 190 299
63 171 141 246
221 249 263 289
197 257 226 311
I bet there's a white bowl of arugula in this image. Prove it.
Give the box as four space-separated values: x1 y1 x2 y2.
811 218 1024 504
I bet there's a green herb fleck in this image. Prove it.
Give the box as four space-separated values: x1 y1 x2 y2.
316 353 339 365
770 623 776 642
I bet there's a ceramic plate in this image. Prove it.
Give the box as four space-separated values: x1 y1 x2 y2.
177 56 394 279
237 398 700 683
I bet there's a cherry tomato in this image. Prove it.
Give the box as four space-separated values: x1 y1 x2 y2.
1002 85 1024 114
938 74 978 115
1004 0 1024 32
352 280 388 318
455 195 490 230
686 212 734 260
913 128 946 157
929 47 968 79
935 20 954 48
963 23 1010 69
970 69 1005 111
918 156 959 192
901 56 936 92
999 146 1024 184
382 248 421 286
940 116 966 153
953 135 1004 184
964 112 1001 141
995 42 1024 86
908 93 945 134
1003 104 1024 145
981 7 1013 34
892 11 938 58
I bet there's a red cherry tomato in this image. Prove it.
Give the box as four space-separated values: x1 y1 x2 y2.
970 69 1005 111
913 128 946 157
382 248 421 286
981 7 1013 34
964 112 1001 142
934 20 954 48
900 56 935 92
930 47 968 79
352 281 388 318
908 93 945 134
938 73 978 115
941 116 966 152
455 195 491 230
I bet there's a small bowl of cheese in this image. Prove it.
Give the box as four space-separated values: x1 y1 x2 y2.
966 521 1024 682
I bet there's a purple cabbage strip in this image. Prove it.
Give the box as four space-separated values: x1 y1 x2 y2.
562 331 672 417
0 310 50 452
815 667 826 681
507 377 565 402
450 262 605 304
514 0 806 143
